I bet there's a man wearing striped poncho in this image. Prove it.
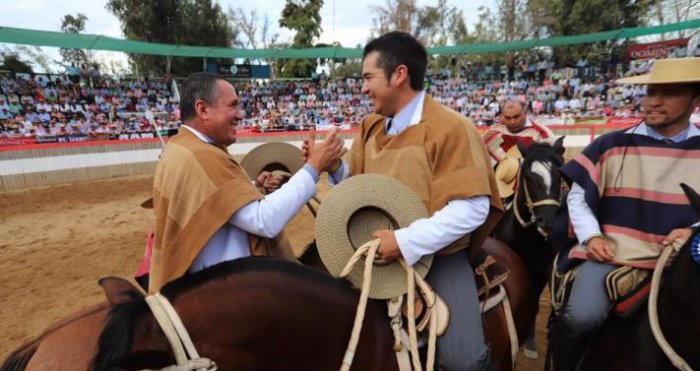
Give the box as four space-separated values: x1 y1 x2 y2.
553 57 700 371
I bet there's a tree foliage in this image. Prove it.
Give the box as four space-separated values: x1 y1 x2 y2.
279 0 323 47
532 0 654 65
60 13 90 68
106 0 234 75
0 52 33 74
277 0 324 78
369 0 467 46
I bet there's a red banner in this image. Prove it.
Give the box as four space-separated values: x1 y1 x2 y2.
0 137 37 146
626 38 688 60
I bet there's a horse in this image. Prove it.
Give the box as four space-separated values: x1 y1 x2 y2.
575 183 700 370
301 236 534 371
3 258 398 371
3 236 531 371
491 138 566 357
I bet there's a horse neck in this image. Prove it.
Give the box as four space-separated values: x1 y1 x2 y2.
657 246 700 365
100 265 396 370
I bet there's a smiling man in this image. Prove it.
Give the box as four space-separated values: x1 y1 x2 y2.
309 32 503 370
149 73 344 293
553 57 700 370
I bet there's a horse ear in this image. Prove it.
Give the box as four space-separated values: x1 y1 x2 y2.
553 136 565 156
111 350 175 370
99 276 145 306
516 141 529 158
680 183 700 218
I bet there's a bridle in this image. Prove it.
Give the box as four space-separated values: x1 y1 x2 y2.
513 164 561 237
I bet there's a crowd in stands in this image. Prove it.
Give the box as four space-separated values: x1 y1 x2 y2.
3 63 698 140
0 72 180 139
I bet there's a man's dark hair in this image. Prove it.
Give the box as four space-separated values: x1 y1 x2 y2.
363 32 427 91
180 72 225 123
692 83 700 98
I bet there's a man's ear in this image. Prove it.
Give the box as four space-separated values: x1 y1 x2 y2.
393 65 409 88
194 100 208 120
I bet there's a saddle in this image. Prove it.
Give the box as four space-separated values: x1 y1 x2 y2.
397 249 510 335
551 253 652 318
473 249 511 312
605 265 651 317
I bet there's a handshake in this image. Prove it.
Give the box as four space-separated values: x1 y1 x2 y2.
301 127 346 174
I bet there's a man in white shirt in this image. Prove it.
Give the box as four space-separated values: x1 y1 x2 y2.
305 32 502 371
148 72 344 293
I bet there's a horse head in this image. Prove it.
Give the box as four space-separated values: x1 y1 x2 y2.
669 183 700 281
514 136 565 238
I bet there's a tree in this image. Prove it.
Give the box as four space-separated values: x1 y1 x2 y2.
368 0 468 47
533 0 654 66
652 0 700 39
279 0 323 47
277 0 324 77
228 7 279 50
106 0 234 75
60 13 90 68
0 52 33 74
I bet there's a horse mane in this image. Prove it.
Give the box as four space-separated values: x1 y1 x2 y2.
0 343 37 371
665 231 700 306
160 257 354 299
521 142 564 168
91 290 146 371
91 257 354 370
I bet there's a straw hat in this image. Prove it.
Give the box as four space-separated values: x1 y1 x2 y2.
315 174 433 299
239 142 304 180
616 57 700 85
495 146 522 198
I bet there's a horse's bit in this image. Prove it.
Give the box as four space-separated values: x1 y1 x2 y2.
513 175 560 237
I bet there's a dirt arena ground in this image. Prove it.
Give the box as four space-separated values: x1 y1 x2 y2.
0 175 549 370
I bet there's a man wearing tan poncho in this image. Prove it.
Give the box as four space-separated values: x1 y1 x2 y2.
305 32 503 371
149 72 343 293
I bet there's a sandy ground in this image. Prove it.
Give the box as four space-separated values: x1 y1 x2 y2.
0 175 548 370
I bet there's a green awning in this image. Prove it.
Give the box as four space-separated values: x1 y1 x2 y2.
1 19 698 59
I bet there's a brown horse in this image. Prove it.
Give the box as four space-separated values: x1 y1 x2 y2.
302 237 534 371
575 183 700 370
3 238 530 371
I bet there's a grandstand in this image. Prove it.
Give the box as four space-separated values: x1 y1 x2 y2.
2 66 681 141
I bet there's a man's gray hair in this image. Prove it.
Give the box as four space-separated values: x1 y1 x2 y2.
180 72 225 123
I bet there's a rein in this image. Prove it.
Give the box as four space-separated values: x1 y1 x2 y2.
338 239 438 371
144 293 217 371
513 173 560 236
648 240 693 371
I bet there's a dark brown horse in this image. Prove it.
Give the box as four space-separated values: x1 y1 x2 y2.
576 184 700 370
491 138 565 356
3 237 531 371
301 237 534 371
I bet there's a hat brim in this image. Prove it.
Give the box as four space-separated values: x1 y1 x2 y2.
316 174 432 299
240 142 304 180
616 74 700 85
496 180 516 199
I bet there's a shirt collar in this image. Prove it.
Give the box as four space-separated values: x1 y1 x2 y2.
182 125 214 144
628 122 700 142
386 90 425 135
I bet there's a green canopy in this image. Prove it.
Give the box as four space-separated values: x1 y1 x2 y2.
1 19 698 59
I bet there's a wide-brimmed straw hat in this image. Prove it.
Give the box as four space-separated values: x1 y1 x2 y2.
616 57 700 85
494 146 522 198
315 174 433 299
240 142 304 180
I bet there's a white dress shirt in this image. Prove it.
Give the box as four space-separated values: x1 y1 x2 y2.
329 92 490 265
568 122 700 244
182 125 318 272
